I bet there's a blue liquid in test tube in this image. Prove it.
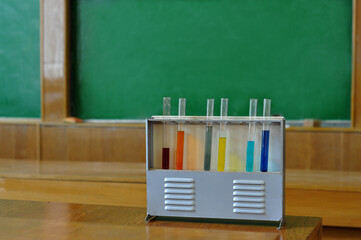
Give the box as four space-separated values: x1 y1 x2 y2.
246 141 255 172
246 98 257 172
260 130 270 172
260 99 271 172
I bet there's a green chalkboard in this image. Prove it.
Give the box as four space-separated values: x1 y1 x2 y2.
0 0 40 118
71 0 352 120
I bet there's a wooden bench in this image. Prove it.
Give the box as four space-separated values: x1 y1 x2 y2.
0 159 360 238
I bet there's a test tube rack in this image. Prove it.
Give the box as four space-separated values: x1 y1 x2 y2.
146 116 285 225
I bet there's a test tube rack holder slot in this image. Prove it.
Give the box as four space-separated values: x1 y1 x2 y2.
146 116 285 224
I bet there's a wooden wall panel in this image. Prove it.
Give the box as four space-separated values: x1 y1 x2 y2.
286 130 361 171
40 126 67 161
285 131 311 169
66 127 146 162
309 132 342 170
0 122 360 169
41 125 146 162
341 132 361 170
0 125 38 160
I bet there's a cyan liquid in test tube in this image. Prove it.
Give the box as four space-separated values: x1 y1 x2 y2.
217 98 228 172
176 98 186 170
162 97 171 169
246 98 257 172
204 99 214 171
260 99 271 172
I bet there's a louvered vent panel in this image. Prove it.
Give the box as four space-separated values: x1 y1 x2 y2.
233 179 265 214
164 177 195 212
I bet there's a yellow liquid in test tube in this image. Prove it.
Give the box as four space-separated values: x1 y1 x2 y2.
217 137 226 171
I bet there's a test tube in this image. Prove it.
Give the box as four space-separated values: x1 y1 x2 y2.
204 99 214 171
162 97 171 169
260 99 271 172
246 99 257 172
217 98 228 172
176 98 186 170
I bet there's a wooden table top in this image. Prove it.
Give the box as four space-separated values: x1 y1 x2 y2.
0 199 321 240
0 159 146 183
0 159 360 193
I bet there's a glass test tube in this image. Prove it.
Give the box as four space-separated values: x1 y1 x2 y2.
217 98 228 171
204 99 214 171
246 99 257 172
162 97 171 169
260 99 271 172
176 98 186 170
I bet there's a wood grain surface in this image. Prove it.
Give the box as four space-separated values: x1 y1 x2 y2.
0 178 146 208
0 199 322 240
1 160 361 193
0 125 39 160
6 159 361 237
40 125 146 162
41 0 69 121
286 189 361 228
285 129 361 171
0 121 361 173
352 0 361 128
0 160 146 182
323 227 361 240
0 159 359 229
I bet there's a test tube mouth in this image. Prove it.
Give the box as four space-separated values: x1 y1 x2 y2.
178 98 186 117
249 98 258 118
206 99 214 118
220 98 228 118
163 97 171 116
263 99 271 118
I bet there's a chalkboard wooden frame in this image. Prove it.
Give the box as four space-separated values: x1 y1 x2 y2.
40 0 70 122
351 0 361 128
41 0 361 128
69 0 353 121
